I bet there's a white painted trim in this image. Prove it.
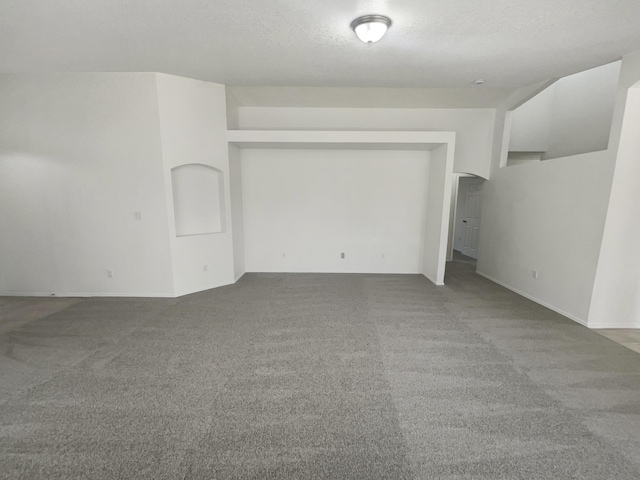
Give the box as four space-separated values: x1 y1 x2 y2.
1 292 175 298
234 272 246 282
475 271 588 327
227 129 456 146
4 275 245 298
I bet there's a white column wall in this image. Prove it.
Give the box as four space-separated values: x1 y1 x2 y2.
155 74 236 296
588 53 640 328
228 145 246 281
588 86 640 328
422 145 454 285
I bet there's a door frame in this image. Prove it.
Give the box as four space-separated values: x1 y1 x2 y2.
447 173 484 262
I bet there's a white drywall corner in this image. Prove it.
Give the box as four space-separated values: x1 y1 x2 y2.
422 144 454 285
229 145 246 281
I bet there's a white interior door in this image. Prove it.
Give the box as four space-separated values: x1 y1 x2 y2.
460 180 483 259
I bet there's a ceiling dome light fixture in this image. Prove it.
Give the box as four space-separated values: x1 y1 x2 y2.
351 15 392 44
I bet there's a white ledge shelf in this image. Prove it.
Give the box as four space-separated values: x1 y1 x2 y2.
227 130 455 151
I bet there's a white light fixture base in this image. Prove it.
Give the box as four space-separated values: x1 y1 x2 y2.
351 15 392 44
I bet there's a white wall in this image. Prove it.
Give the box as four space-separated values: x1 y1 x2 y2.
225 89 240 130
477 152 613 323
0 73 174 296
228 86 513 109
508 62 621 159
545 61 621 159
589 51 640 328
479 52 639 326
155 74 235 296
241 148 430 273
508 85 554 152
237 107 495 179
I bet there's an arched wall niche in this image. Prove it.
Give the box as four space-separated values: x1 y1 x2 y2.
171 163 225 237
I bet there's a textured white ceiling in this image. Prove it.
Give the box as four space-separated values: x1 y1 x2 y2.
1 0 640 88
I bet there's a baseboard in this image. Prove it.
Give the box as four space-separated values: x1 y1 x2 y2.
175 277 241 297
589 322 640 329
234 271 246 282
0 292 176 298
422 273 444 286
475 271 588 327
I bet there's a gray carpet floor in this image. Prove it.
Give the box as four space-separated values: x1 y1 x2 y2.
1 263 640 479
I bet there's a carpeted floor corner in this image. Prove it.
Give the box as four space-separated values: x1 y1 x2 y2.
1 263 640 479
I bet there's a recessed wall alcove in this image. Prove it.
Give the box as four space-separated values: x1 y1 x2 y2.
171 163 225 237
227 130 455 285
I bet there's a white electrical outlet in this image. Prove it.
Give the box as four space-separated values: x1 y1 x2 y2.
134 211 143 221
203 264 208 272
532 269 539 279
107 269 114 278
282 253 286 258
341 252 345 259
